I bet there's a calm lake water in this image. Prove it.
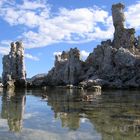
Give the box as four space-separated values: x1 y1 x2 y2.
0 88 140 140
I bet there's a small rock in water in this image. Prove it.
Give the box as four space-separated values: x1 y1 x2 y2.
87 86 102 92
66 84 74 89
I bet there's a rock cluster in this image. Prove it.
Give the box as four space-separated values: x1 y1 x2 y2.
81 3 140 88
2 41 26 88
43 3 140 89
46 48 85 86
112 3 136 52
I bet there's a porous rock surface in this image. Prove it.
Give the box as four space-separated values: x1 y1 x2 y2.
44 3 140 89
2 41 26 88
46 48 85 86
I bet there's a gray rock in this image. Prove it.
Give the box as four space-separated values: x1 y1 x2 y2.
30 74 47 87
112 3 136 52
112 3 125 29
46 48 85 86
0 83 3 87
87 86 102 92
2 41 26 88
43 3 140 89
114 47 136 67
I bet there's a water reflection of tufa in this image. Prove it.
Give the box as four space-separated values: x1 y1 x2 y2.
1 88 26 132
45 88 102 130
44 89 140 139
85 90 140 139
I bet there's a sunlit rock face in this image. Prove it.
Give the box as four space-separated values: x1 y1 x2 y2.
80 3 140 88
2 41 26 88
112 3 136 52
82 44 140 88
46 48 85 86
45 3 140 89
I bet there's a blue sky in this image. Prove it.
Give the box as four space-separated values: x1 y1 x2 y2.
0 0 140 78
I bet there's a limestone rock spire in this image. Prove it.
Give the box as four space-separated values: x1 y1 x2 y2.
112 3 135 51
112 3 125 30
2 41 26 88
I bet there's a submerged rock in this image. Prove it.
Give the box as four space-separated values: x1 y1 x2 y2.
112 3 136 52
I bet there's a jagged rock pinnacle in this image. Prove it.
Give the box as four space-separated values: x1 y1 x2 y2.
2 41 26 88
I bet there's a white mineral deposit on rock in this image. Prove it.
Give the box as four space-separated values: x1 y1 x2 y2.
2 41 26 88
43 3 140 89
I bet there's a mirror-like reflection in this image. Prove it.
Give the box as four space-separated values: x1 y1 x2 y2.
1 89 26 132
43 89 140 139
0 88 140 140
45 89 101 130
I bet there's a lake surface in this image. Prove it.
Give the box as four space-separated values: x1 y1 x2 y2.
0 88 140 140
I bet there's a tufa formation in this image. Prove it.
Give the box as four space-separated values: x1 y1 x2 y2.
38 3 140 89
112 3 136 52
2 41 26 88
4 3 140 89
46 48 85 86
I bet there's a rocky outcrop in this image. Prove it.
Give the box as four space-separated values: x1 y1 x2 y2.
0 77 2 88
44 3 140 89
2 41 26 88
28 74 47 87
46 48 86 86
112 3 136 53
27 3 140 90
79 3 140 89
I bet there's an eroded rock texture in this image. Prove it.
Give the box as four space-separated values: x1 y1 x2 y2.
43 3 140 89
46 48 85 86
79 3 140 89
2 41 26 88
112 3 136 52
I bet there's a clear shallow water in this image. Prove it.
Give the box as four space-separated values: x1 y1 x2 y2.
0 88 140 140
